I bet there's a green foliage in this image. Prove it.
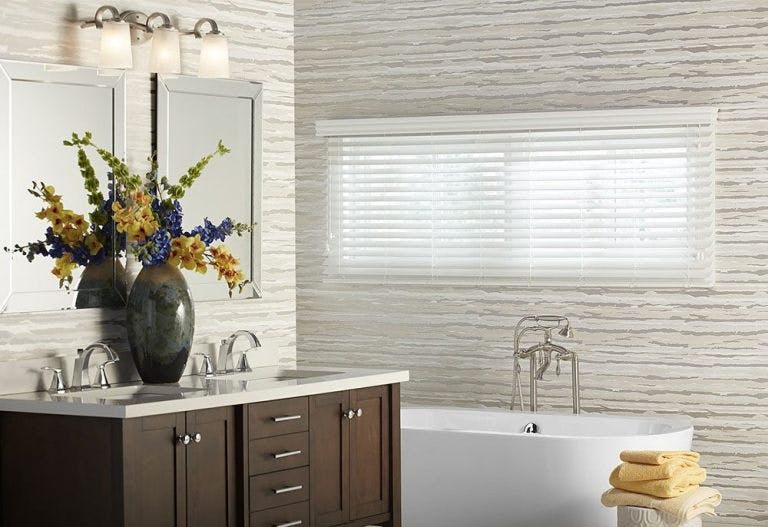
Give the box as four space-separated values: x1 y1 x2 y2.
65 133 230 205
165 140 230 200
64 132 142 195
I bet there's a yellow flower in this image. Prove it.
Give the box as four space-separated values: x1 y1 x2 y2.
36 202 63 222
60 226 83 245
43 185 62 202
84 233 104 256
111 200 157 242
169 235 207 272
208 245 246 291
51 253 77 283
43 185 61 204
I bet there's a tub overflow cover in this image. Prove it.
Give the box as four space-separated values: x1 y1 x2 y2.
522 422 540 434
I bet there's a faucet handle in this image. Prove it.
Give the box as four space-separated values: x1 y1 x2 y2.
236 351 252 373
96 357 119 389
41 367 67 394
195 353 216 378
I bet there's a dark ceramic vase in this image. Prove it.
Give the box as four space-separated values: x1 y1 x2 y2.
75 258 127 309
126 263 194 383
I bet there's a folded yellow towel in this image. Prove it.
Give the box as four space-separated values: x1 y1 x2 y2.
610 465 707 498
620 450 700 465
617 458 702 482
601 487 722 522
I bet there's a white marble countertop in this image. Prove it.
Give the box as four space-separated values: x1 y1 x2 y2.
0 366 409 418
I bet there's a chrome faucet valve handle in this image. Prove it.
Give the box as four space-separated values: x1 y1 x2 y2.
97 357 120 389
195 353 216 378
41 367 67 394
236 351 252 373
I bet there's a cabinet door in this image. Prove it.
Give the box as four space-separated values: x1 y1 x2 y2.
309 390 350 527
123 412 188 527
186 406 237 527
349 385 391 521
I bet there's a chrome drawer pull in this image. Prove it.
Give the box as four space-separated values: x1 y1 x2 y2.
273 484 303 495
275 521 302 527
272 415 302 423
273 450 302 459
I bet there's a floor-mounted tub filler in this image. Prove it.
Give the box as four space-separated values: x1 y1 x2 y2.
401 407 693 527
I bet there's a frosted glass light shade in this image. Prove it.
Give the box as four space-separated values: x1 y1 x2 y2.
149 27 181 74
99 21 133 69
199 32 230 78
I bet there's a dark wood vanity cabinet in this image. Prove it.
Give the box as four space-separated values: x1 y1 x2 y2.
0 406 238 527
122 406 238 527
308 385 399 527
0 383 400 527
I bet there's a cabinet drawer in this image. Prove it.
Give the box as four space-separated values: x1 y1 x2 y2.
250 501 309 527
250 432 309 476
249 397 309 439
250 466 309 512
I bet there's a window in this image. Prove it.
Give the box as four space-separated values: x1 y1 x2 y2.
317 108 716 287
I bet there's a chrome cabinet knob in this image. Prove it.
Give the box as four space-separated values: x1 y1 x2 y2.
192 432 202 444
356 408 363 417
177 433 191 445
343 409 356 419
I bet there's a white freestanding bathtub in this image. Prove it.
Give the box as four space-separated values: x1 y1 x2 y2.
402 407 693 527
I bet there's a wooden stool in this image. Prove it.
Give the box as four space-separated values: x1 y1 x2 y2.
618 506 703 527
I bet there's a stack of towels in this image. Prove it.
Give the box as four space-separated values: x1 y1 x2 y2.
601 451 722 523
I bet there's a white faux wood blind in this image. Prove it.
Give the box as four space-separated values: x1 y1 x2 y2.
318 108 717 287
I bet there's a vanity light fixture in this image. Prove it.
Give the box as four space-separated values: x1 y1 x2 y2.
190 18 230 79
85 6 133 69
147 13 181 74
81 5 229 76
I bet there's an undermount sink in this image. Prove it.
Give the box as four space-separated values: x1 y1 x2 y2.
210 369 341 383
51 384 204 402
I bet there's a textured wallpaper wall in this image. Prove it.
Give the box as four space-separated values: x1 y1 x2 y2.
294 1 768 524
0 0 296 388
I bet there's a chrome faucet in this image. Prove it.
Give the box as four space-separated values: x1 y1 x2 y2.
72 342 120 390
217 330 261 374
511 315 580 414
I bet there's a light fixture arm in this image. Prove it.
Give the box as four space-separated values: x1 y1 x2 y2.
190 18 221 38
145 12 173 32
81 5 120 29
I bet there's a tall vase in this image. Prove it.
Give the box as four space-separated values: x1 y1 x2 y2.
126 262 195 383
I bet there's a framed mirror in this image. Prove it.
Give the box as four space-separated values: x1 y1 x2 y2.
0 60 126 313
156 75 262 301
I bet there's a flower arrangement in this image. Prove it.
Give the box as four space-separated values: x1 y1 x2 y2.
6 132 253 296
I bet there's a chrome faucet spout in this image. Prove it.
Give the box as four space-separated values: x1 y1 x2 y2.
217 330 261 374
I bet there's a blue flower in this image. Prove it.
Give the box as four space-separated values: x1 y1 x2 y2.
140 228 172 266
70 245 91 266
166 200 183 238
44 228 67 258
188 217 234 245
